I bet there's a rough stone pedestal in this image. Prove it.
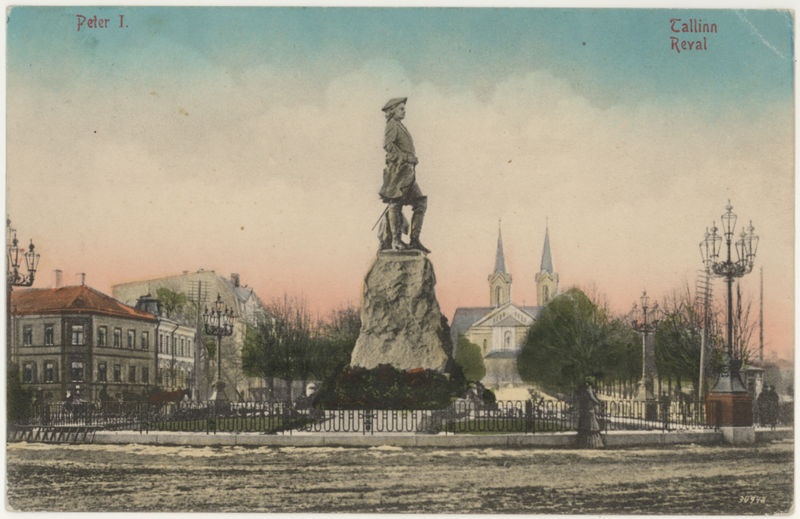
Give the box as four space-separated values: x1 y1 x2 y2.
350 250 451 372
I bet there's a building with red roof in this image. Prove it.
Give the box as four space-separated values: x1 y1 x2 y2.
10 284 157 403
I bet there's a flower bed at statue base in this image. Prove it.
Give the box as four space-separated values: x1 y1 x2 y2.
312 364 494 410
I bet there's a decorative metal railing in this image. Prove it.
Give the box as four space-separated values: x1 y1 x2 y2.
9 397 728 438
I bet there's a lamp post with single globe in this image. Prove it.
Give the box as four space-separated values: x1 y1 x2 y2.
699 200 758 437
6 219 40 366
632 289 659 421
203 293 235 406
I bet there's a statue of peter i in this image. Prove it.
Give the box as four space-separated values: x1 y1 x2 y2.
378 97 429 253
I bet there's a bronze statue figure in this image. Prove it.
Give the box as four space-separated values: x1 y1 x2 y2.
379 97 429 253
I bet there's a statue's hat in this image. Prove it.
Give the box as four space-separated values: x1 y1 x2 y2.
382 97 407 112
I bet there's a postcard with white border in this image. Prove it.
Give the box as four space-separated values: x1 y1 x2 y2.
4 5 794 514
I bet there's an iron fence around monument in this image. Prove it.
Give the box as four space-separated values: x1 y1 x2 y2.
9 398 722 439
602 399 720 431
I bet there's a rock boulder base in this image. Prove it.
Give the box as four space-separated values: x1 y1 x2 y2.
350 251 451 372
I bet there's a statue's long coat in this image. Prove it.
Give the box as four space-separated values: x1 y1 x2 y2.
379 118 419 201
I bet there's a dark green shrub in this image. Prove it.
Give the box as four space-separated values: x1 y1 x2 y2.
313 363 469 410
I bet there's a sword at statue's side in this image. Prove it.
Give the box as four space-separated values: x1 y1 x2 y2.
371 205 390 231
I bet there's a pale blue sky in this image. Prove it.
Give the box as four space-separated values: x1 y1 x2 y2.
8 8 793 111
6 7 795 359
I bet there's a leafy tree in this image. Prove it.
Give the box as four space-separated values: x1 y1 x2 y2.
654 285 726 399
312 305 361 382
454 335 486 383
241 294 315 400
518 288 640 395
156 287 188 318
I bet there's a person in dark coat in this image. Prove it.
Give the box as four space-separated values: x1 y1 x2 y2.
576 378 605 448
756 387 769 426
764 385 780 429
379 97 429 253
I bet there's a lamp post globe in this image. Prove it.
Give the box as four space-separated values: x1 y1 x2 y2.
6 220 40 368
203 293 235 407
698 201 758 438
632 289 658 420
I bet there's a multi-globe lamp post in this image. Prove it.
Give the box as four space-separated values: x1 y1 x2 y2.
6 219 40 366
699 200 758 436
203 293 235 406
632 289 658 421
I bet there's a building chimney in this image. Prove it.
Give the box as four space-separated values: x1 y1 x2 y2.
231 273 240 287
54 269 63 288
79 273 86 286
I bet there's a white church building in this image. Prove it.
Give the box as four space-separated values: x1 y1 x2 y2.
450 225 559 388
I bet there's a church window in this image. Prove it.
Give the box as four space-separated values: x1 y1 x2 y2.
504 331 512 350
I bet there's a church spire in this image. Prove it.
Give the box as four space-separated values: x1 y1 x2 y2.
535 221 558 306
494 220 507 275
540 223 553 274
488 219 512 307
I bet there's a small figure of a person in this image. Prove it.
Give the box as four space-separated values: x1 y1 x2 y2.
576 378 605 448
659 392 671 431
757 386 769 427
765 385 780 429
379 97 429 253
98 384 110 407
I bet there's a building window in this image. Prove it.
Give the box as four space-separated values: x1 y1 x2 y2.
127 330 135 349
140 331 149 350
44 325 55 346
22 325 33 346
113 364 121 383
166 335 171 355
128 366 136 383
97 362 107 382
44 361 56 383
187 339 192 358
142 367 149 385
503 331 512 350
22 362 35 383
180 337 185 357
98 326 108 347
71 325 85 346
70 361 84 382
113 328 122 348
159 334 164 353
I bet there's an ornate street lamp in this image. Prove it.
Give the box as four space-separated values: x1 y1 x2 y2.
6 219 40 366
699 201 758 434
632 289 658 420
7 220 40 288
203 293 235 405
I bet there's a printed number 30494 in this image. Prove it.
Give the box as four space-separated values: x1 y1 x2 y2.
739 495 766 504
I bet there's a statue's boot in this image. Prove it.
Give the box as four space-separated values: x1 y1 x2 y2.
388 204 407 250
409 210 430 253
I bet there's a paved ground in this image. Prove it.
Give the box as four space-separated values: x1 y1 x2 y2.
5 439 793 514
